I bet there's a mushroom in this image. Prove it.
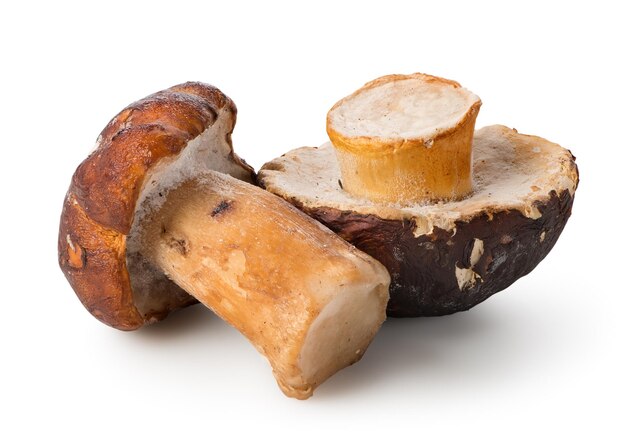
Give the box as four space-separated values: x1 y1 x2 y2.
259 73 579 317
58 82 390 399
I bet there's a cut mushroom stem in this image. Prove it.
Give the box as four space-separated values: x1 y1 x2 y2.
326 73 481 204
132 170 390 399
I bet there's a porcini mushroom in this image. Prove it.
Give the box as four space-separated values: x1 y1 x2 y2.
259 73 579 317
58 82 390 398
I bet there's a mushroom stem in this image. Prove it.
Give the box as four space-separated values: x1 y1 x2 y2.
329 114 478 203
134 171 390 399
326 73 481 204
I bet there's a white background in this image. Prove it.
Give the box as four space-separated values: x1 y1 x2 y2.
2 1 624 441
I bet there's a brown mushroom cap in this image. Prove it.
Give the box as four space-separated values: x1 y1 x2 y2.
259 125 579 316
58 82 255 330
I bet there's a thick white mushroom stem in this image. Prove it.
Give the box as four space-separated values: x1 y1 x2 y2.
327 73 481 204
137 171 390 399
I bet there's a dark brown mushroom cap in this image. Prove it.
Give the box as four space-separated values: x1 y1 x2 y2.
258 125 579 316
58 82 255 330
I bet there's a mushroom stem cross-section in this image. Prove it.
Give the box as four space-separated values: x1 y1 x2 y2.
326 73 482 204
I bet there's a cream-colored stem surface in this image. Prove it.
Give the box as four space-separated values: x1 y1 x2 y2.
329 106 479 204
138 171 390 399
327 73 481 204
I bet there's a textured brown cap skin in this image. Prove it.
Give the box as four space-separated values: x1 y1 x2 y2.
58 82 255 330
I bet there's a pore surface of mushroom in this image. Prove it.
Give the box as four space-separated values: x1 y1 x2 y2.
58 82 390 398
